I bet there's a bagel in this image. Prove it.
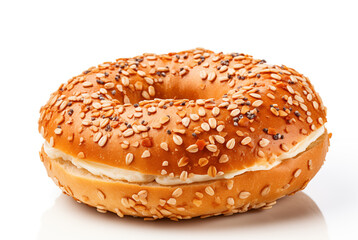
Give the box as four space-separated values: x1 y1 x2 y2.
38 48 329 220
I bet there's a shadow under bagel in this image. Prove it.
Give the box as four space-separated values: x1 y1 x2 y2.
37 191 329 240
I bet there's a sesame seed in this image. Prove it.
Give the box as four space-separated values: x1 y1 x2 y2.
97 190 106 200
98 135 108 147
258 150 265 158
294 169 302 178
159 116 171 125
200 70 207 80
96 207 107 213
230 109 241 117
207 72 216 81
196 99 205 105
252 100 263 107
270 107 279 116
266 201 277 207
137 70 146 77
262 206 273 210
271 73 281 80
307 116 313 124
201 122 210 131
121 76 129 86
181 117 190 127
172 188 183 198
261 186 270 196
308 159 313 170
226 138 236 149
178 157 189 167
249 93 261 99
219 154 229 163
49 137 54 147
144 77 154 85
267 93 275 99
295 95 304 103
82 81 93 87
148 86 155 96
115 208 124 217
180 171 188 181
212 55 220 62
241 136 251 145
239 191 251 199
206 144 217 152
121 198 130 208
227 104 238 111
318 117 324 125
54 128 62 135
141 150 151 158
205 186 215 196
167 198 176 205
186 144 199 153
77 152 85 159
212 107 220 116
198 107 206 116
289 75 297 83
125 153 134 165
214 135 225 144
207 166 217 177
287 85 295 94
148 106 156 113
216 125 224 132
208 118 217 128
157 67 169 72
173 134 183 145
287 96 293 105
123 128 134 137
279 110 288 117
218 75 229 82
198 157 209 167
93 102 102 109
104 82 115 89
219 65 228 73
259 138 270 147
227 197 235 206
269 85 277 91
160 142 169 151
121 70 129 76
233 63 244 69
190 114 200 121
179 69 187 76
227 180 234 190
280 143 289 152
193 199 202 207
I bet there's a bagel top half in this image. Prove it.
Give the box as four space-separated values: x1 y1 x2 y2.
38 48 327 186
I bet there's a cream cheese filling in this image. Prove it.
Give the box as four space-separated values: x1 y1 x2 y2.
43 126 325 185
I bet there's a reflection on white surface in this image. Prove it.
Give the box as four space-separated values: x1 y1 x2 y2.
37 192 329 240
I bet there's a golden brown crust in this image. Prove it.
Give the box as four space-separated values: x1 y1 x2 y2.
40 130 329 220
38 49 327 177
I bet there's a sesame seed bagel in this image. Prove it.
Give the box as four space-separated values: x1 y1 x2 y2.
38 48 329 219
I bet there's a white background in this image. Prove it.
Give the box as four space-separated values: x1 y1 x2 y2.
0 0 357 239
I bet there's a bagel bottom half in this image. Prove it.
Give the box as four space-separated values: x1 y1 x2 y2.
39 131 329 220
